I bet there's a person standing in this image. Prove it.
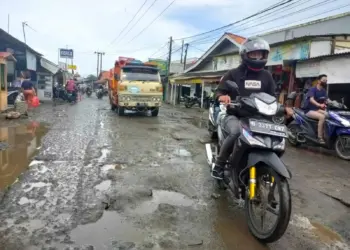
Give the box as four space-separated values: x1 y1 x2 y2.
21 71 36 106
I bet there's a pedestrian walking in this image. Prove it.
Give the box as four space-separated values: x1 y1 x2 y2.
20 71 36 107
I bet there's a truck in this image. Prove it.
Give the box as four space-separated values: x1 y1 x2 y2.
108 59 163 117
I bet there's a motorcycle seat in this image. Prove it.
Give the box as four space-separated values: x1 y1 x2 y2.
294 108 319 122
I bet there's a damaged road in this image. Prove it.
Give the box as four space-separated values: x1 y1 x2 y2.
0 99 349 249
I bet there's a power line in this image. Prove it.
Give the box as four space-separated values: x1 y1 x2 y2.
173 0 293 41
107 0 149 47
189 0 339 45
190 3 350 48
149 42 168 57
188 0 310 44
117 0 159 44
127 0 176 44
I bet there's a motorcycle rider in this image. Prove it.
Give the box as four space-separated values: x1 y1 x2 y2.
212 37 276 180
303 74 328 144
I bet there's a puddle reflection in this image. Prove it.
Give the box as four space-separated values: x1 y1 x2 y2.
0 122 48 190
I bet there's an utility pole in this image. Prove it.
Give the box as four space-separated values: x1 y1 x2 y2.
99 52 105 73
7 14 10 33
183 43 189 71
22 22 27 43
165 36 173 102
94 52 100 77
180 39 184 63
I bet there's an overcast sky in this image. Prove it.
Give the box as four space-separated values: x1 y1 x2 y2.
1 0 349 76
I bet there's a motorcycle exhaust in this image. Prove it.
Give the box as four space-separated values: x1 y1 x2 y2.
205 143 213 166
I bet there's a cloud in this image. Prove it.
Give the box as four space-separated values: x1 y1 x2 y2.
0 0 349 76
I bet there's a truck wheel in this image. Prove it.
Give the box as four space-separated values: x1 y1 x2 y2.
117 107 125 116
151 108 159 117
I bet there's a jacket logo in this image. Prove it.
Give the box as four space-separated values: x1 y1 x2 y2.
245 80 261 89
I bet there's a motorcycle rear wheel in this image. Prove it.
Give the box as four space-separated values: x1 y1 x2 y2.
246 166 291 243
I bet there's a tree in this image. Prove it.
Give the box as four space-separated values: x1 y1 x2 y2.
85 74 98 81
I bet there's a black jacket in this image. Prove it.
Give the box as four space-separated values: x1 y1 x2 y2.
216 64 276 100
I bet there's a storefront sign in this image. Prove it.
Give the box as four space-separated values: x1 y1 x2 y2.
26 50 37 71
212 54 240 71
268 42 310 65
148 58 167 75
68 64 77 70
60 49 74 59
296 61 320 78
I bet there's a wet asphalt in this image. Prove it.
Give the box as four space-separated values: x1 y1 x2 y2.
0 97 349 250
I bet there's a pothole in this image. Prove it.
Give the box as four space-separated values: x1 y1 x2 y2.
132 190 194 214
70 211 144 248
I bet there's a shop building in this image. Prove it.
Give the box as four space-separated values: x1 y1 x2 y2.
170 11 350 108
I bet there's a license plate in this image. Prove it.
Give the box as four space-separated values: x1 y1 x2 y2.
249 119 287 137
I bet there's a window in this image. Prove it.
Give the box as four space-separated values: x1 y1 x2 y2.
121 67 160 82
0 64 6 91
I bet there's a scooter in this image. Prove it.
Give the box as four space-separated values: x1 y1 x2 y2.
205 80 291 243
287 92 350 160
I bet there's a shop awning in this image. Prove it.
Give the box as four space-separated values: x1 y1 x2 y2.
171 70 226 84
40 58 59 74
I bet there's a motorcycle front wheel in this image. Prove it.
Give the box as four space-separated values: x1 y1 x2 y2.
245 166 291 243
335 135 350 160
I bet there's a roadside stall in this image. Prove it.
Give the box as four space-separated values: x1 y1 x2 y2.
0 52 17 111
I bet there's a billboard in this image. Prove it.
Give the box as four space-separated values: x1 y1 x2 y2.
60 49 74 59
148 58 167 75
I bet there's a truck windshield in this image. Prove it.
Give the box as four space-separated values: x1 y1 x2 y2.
121 67 160 81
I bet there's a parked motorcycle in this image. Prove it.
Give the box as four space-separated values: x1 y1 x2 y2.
287 92 350 160
184 95 201 108
205 80 291 243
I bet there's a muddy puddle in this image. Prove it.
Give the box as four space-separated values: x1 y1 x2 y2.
133 190 195 214
70 211 144 248
215 196 267 250
0 122 48 190
189 118 207 129
311 221 343 243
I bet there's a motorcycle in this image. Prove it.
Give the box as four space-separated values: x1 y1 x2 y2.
205 80 291 243
96 89 103 99
286 92 350 160
184 95 201 108
86 87 92 97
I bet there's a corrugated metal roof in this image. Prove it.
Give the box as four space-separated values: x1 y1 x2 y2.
298 51 350 61
0 29 42 56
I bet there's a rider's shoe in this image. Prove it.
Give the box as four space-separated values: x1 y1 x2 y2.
211 164 224 180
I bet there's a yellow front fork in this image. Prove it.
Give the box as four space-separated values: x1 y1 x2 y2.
249 166 256 200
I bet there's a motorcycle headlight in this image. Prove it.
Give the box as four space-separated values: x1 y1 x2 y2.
242 129 266 147
255 98 278 116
